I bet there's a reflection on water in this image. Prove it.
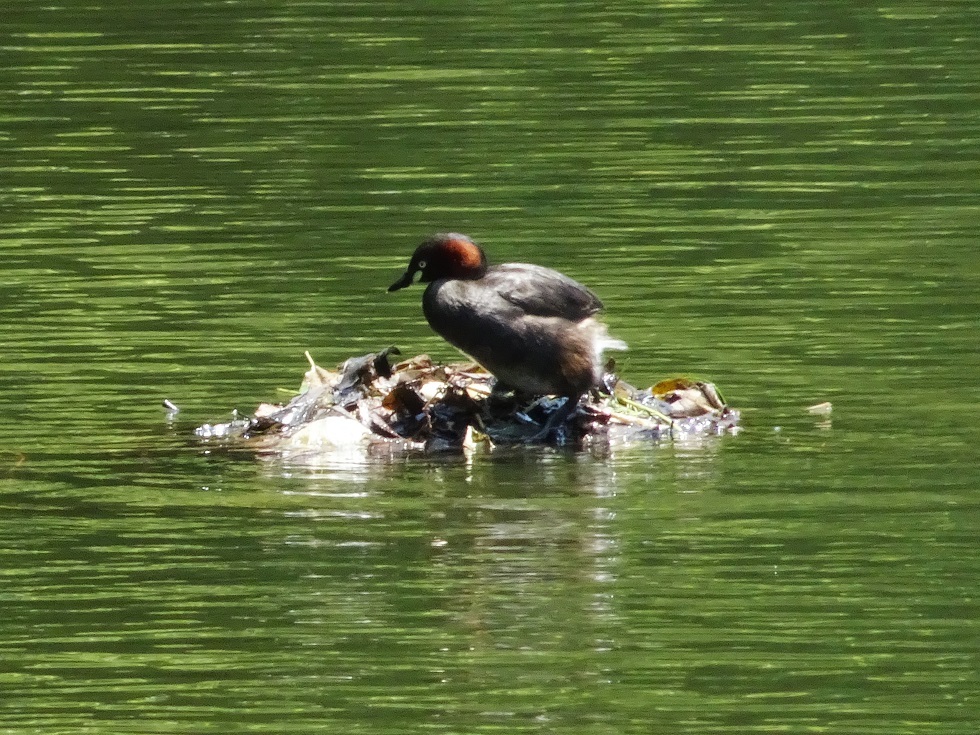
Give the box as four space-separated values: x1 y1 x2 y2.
2 0 979 732
7 428 976 732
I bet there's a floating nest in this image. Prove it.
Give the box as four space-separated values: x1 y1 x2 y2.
194 346 740 457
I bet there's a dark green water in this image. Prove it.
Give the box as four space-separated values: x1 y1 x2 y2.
2 1 978 733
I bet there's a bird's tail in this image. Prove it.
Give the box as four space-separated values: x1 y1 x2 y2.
600 335 628 352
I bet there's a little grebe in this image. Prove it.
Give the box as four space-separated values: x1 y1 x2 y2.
389 233 626 433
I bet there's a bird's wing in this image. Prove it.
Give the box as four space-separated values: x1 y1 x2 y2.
491 263 603 320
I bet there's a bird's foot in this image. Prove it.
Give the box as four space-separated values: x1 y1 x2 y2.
522 396 580 445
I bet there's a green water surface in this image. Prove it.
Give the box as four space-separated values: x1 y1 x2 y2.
1 1 978 733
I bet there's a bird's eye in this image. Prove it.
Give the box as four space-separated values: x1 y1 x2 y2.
417 259 427 269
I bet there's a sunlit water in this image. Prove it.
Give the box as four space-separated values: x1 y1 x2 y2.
2 1 978 733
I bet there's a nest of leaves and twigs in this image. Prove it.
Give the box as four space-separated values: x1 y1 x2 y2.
194 346 740 456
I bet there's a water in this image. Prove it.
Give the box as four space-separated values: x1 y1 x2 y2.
2 1 978 732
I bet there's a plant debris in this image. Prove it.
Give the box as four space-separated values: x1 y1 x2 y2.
194 347 740 456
